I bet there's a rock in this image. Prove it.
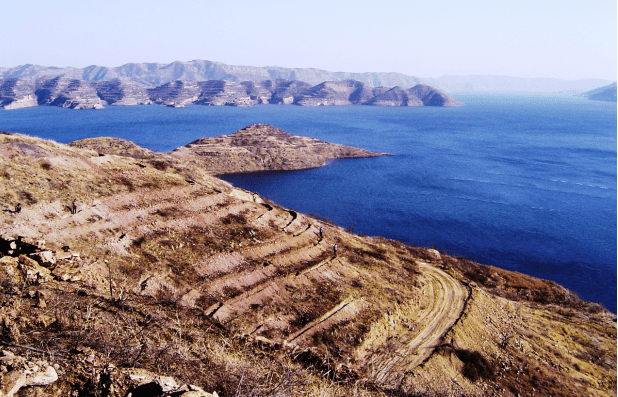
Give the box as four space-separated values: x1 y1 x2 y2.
18 255 39 268
157 376 179 392
0 257 18 266
35 314 55 328
0 352 58 397
51 263 81 282
29 251 56 268
18 256 52 284
0 371 27 397
178 289 201 309
181 392 203 397
427 249 441 261
181 385 218 397
55 251 72 261
120 369 218 397
26 365 58 386
36 291 47 308
0 257 22 285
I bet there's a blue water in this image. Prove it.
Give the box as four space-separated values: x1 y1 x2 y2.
1 96 615 312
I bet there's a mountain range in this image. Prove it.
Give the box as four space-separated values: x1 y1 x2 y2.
0 60 613 93
0 77 462 110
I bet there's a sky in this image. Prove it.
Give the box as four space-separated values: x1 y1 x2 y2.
1 0 616 81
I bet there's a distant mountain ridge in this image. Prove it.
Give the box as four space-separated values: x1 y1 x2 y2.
0 77 463 110
581 82 617 102
0 60 424 89
0 60 613 93
434 75 614 94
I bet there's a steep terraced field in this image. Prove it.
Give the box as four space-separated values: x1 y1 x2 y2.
0 131 615 397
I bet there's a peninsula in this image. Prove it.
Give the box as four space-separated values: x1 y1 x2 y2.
0 129 614 397
68 124 390 175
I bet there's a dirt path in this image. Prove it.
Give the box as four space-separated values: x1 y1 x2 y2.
369 262 468 388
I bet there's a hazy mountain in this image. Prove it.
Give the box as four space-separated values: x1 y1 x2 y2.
581 82 617 102
429 75 614 94
0 60 425 89
0 60 612 93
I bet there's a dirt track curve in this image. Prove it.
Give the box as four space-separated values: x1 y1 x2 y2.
369 262 468 388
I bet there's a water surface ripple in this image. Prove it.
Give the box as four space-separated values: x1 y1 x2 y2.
1 95 615 311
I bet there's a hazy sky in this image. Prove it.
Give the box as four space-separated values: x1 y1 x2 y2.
2 0 616 80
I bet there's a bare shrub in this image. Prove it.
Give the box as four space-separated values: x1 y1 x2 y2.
150 160 170 171
39 159 52 170
455 349 494 382
221 213 248 225
19 190 38 205
157 284 179 306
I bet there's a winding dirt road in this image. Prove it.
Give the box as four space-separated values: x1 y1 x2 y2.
370 262 468 388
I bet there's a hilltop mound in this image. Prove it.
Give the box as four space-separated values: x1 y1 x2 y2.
172 124 390 174
0 131 615 396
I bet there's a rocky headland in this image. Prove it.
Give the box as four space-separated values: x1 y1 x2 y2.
0 129 615 396
68 124 390 175
0 76 463 110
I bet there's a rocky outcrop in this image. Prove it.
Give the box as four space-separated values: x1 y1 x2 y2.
0 349 218 397
35 77 106 109
0 77 462 109
0 350 58 397
365 86 423 106
0 79 38 110
95 80 153 106
193 80 255 107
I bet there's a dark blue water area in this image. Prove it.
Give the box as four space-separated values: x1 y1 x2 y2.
1 95 616 311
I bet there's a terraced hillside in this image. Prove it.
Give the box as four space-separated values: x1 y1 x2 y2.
0 131 615 396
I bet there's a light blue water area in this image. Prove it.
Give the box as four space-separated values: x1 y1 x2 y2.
1 96 616 311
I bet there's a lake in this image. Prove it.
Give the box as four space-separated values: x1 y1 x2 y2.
1 95 615 311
